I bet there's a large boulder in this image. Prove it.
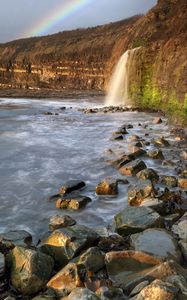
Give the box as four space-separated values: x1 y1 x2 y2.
47 263 84 297
128 181 156 206
119 160 147 176
78 246 105 272
114 206 163 236
130 229 182 262
96 178 118 195
9 246 54 295
40 225 99 267
133 279 178 300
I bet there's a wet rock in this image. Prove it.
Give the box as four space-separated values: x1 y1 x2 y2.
129 280 149 297
161 175 178 187
96 178 118 195
134 279 178 300
166 275 187 298
98 234 127 252
128 146 146 158
137 168 159 183
119 160 147 176
114 206 162 236
111 134 123 140
44 112 53 115
59 180 86 194
111 154 134 169
178 240 187 261
105 250 161 292
127 135 140 142
56 195 91 210
130 228 181 262
84 268 110 292
78 247 105 272
49 215 76 230
0 253 5 278
47 263 84 297
31 289 56 300
64 288 100 300
178 178 187 189
9 246 54 295
40 225 99 267
147 149 164 159
128 181 156 206
140 198 166 215
113 127 128 135
172 212 187 241
96 286 127 300
0 230 32 251
164 213 181 227
153 136 170 147
153 117 162 124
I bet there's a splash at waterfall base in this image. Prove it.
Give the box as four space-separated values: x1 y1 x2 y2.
105 48 187 125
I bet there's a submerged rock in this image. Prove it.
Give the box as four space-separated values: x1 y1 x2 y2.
47 263 84 297
147 149 164 159
111 154 134 169
59 180 86 194
40 225 99 267
56 195 91 210
9 246 54 295
119 160 147 176
114 206 162 236
130 228 181 262
137 168 159 183
128 181 156 206
49 215 76 230
96 178 118 195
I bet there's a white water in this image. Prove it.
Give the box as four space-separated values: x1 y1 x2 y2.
105 47 140 106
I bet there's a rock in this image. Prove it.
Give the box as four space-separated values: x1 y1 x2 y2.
137 168 159 183
47 263 84 297
0 230 32 251
140 198 166 215
180 151 187 160
56 195 91 210
105 250 161 292
130 280 150 297
96 286 127 299
9 246 54 295
59 180 86 194
128 181 156 206
98 234 127 252
112 134 123 140
153 137 170 147
166 274 187 297
178 240 187 261
134 279 178 300
172 213 187 241
31 289 56 300
147 149 164 159
127 135 140 142
164 214 181 227
113 127 128 135
64 288 100 300
40 225 99 267
49 215 76 230
161 175 178 187
111 154 134 169
119 160 147 176
0 253 5 278
153 117 162 124
130 228 181 262
162 160 175 166
178 178 187 189
78 247 105 272
114 206 162 236
128 146 146 158
96 178 118 195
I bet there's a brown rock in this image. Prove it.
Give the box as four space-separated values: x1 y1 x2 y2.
119 160 147 176
96 178 118 195
128 181 156 206
178 178 187 189
153 117 162 124
59 180 86 195
49 215 76 230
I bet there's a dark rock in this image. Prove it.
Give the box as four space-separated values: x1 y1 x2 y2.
140 198 166 215
153 117 162 124
40 225 99 267
111 154 134 169
49 215 76 230
161 175 178 187
113 127 128 135
98 234 127 252
59 180 86 194
96 286 127 300
47 263 84 297
127 135 140 142
130 280 150 297
164 214 181 227
119 160 147 176
96 178 118 195
44 112 53 115
130 228 181 262
166 275 187 298
114 206 163 236
0 253 5 278
128 181 156 206
0 230 32 251
137 168 159 183
9 246 54 295
111 134 123 140
78 246 105 272
153 137 170 147
56 195 91 210
64 288 100 300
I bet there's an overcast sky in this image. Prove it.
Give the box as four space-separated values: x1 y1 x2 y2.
0 0 157 43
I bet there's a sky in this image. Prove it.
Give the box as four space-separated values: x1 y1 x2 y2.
0 0 157 43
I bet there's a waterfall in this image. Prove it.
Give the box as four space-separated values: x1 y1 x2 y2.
105 47 140 106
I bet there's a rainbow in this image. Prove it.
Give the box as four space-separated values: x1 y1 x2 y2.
24 0 93 38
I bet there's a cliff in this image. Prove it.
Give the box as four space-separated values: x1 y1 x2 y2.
0 0 186 122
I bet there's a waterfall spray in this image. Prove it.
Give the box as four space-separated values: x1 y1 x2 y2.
105 47 140 106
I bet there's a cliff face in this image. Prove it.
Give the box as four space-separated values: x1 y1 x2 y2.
0 0 186 122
